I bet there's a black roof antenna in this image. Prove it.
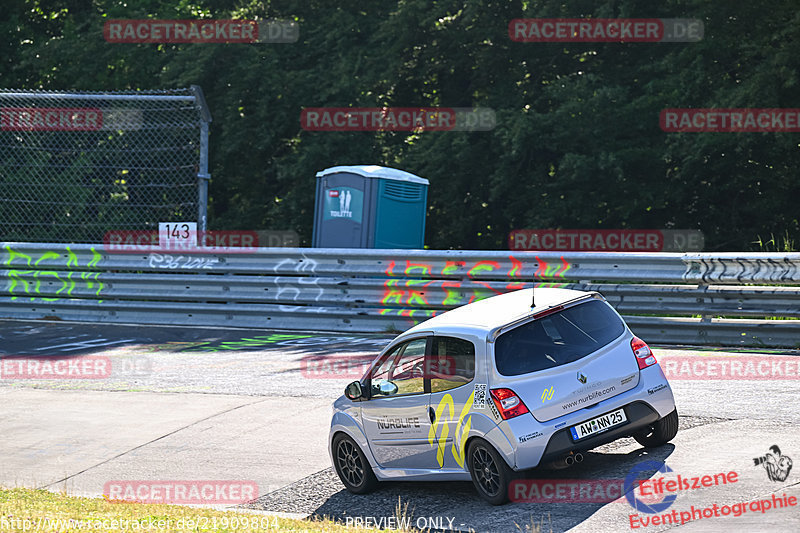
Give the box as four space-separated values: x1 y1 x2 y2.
531 281 535 308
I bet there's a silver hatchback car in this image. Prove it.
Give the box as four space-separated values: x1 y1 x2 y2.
329 288 678 504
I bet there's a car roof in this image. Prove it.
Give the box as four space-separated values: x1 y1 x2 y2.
400 287 592 339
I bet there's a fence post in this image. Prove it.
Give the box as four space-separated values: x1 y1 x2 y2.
191 85 212 233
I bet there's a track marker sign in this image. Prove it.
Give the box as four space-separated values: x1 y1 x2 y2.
159 222 197 250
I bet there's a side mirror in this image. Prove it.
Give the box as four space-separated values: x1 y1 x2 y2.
344 381 363 401
378 380 398 396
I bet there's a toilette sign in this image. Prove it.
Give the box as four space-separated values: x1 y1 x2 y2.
324 187 363 224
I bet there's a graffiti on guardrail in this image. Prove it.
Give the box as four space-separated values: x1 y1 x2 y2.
274 256 324 310
147 253 219 269
3 245 105 302
683 257 800 283
143 334 313 353
535 255 572 279
378 256 571 322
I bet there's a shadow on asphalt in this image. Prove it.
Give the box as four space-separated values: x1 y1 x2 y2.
250 444 675 533
0 319 392 357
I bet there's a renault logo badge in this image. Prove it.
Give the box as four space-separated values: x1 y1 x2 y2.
577 372 587 384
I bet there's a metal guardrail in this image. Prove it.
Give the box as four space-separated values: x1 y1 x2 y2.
1 243 799 347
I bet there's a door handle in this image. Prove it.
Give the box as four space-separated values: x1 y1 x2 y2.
428 406 435 423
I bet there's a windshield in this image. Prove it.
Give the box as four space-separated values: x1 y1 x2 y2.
494 300 626 376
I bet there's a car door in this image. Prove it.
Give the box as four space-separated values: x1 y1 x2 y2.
427 335 478 470
360 336 439 469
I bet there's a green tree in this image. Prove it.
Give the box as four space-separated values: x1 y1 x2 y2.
1 0 798 250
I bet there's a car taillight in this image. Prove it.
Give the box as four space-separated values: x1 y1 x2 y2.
490 388 530 420
532 305 564 319
631 336 657 369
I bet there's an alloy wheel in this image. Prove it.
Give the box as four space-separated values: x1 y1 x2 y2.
472 445 501 496
337 439 364 487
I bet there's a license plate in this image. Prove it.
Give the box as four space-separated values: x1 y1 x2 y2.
570 408 627 441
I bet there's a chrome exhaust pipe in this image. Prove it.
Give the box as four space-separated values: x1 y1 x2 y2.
565 455 574 466
574 452 584 463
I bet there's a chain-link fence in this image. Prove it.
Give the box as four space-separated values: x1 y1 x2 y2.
0 87 210 243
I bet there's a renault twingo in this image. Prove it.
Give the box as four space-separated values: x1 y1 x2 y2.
329 288 678 504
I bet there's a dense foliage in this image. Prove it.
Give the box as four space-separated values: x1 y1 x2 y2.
2 0 799 250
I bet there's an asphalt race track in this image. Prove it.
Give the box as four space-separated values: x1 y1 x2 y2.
1 320 799 532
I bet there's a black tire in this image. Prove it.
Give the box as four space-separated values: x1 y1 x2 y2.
332 433 378 494
633 408 679 447
467 439 515 505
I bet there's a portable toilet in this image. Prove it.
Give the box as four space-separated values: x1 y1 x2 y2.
312 165 429 248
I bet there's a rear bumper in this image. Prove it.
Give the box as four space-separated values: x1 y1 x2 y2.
537 401 660 464
508 364 675 470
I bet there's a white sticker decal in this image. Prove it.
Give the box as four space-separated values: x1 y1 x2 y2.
473 384 487 409
489 401 502 421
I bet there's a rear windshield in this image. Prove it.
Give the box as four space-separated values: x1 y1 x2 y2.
494 299 625 376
